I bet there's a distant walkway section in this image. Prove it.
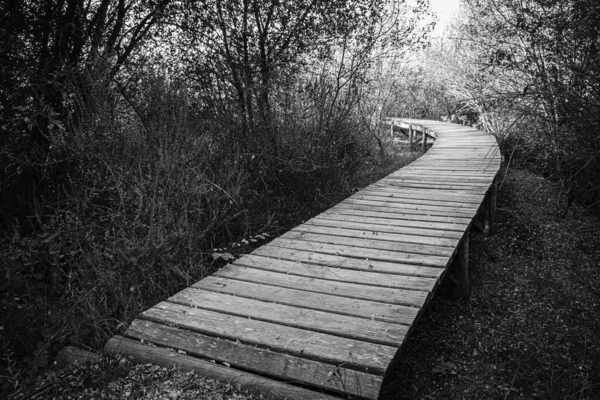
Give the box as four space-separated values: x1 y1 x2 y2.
105 120 501 400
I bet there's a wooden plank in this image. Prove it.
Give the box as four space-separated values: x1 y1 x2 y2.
391 171 496 180
414 158 499 164
351 193 480 209
377 182 488 193
194 276 422 325
234 254 439 291
351 191 484 204
329 204 473 224
308 215 465 237
366 184 487 199
281 231 454 258
250 246 444 278
343 199 478 216
383 177 490 186
338 201 477 217
392 172 494 182
401 164 499 170
104 336 344 400
139 301 398 374
360 187 485 204
293 223 458 247
215 264 430 306
167 288 408 347
124 320 383 399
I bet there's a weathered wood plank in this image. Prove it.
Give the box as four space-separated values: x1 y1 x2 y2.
293 223 458 248
392 173 494 182
167 288 408 347
267 237 450 268
233 254 439 291
215 264 430 306
329 204 474 224
351 194 480 209
194 276 422 325
104 336 345 400
365 185 486 201
343 199 478 216
360 187 485 204
139 301 398 374
383 177 490 186
279 231 454 258
251 246 444 278
307 215 465 238
124 320 383 399
377 182 488 193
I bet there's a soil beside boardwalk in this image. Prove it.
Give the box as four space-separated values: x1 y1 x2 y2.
4 167 599 400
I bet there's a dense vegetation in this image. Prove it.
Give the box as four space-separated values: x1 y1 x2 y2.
1 0 599 398
0 0 431 393
424 0 600 211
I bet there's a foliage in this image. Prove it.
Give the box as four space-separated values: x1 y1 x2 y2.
0 0 433 397
428 0 600 212
0 0 174 236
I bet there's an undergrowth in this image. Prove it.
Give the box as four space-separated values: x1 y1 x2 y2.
0 67 417 397
383 167 600 400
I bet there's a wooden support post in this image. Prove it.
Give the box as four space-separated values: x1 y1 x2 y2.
390 119 394 137
452 234 469 298
408 124 414 147
484 181 498 235
422 130 428 151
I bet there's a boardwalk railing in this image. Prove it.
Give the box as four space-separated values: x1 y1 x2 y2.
104 119 501 400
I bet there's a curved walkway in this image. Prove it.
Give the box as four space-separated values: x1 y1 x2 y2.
105 120 501 400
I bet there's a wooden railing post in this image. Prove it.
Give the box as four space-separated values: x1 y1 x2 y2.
452 234 469 298
484 180 498 235
408 124 414 148
422 130 428 151
390 119 394 137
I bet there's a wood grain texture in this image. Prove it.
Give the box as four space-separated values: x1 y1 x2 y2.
139 301 398 374
268 237 451 267
104 336 345 400
193 276 421 325
167 288 409 346
250 246 444 277
124 320 383 399
215 264 431 306
233 254 439 291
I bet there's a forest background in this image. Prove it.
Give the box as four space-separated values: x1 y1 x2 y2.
1 0 599 397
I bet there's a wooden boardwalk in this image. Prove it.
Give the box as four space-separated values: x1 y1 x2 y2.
104 120 501 400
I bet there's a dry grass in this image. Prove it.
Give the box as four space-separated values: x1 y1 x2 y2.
0 135 421 399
